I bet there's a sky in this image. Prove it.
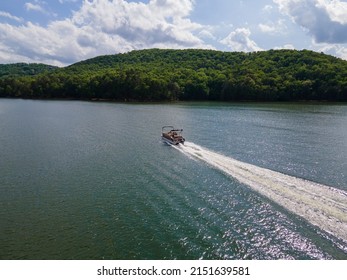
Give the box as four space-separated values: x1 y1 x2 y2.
0 0 347 66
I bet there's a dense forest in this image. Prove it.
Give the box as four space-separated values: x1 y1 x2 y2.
1 49 347 101
0 63 57 79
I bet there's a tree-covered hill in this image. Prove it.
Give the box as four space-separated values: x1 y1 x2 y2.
0 63 57 78
1 49 346 101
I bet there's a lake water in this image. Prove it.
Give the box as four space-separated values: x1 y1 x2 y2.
0 99 346 260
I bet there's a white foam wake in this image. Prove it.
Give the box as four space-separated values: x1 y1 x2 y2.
177 142 347 243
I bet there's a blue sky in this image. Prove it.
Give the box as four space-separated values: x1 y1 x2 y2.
0 0 347 66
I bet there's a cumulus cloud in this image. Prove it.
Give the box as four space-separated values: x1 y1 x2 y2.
0 0 211 66
273 0 347 43
220 28 262 52
258 19 287 34
312 41 347 60
71 0 202 46
316 0 347 24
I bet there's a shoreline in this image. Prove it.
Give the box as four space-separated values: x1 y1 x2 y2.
1 96 346 105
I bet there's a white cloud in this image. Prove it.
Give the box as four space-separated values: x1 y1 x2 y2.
220 28 262 52
0 11 23 22
258 20 287 34
272 0 347 60
273 0 347 43
0 0 212 66
150 0 195 18
335 46 347 60
259 23 276 33
259 23 276 34
316 0 347 24
312 42 347 60
25 2 46 14
198 29 216 40
70 0 206 47
274 43 295 50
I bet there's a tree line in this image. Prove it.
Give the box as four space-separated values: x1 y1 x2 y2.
1 49 347 101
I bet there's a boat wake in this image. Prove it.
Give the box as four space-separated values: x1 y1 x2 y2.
175 142 347 244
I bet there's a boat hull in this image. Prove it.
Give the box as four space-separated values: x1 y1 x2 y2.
161 136 185 145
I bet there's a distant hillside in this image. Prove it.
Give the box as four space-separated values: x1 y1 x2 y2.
1 49 347 101
0 63 58 78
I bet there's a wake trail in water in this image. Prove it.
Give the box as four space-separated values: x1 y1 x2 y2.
175 142 347 243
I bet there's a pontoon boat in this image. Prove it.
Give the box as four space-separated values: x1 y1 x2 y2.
162 126 185 145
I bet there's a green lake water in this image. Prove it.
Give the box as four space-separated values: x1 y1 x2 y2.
0 99 346 259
